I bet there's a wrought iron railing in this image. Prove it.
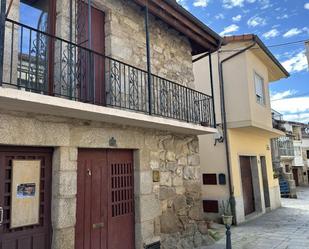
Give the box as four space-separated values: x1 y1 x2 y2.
0 18 214 127
271 137 295 161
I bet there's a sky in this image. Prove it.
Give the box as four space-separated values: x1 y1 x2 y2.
177 0 309 123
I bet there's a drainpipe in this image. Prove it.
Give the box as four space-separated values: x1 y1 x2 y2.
208 54 216 128
144 1 152 115
0 0 7 85
218 37 257 223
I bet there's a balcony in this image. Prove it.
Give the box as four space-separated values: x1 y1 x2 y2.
0 19 215 133
271 137 295 162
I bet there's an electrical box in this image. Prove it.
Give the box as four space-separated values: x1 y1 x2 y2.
218 173 226 185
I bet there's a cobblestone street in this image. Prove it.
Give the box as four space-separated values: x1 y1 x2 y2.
202 187 309 249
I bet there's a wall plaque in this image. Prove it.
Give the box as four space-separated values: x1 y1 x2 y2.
11 160 41 228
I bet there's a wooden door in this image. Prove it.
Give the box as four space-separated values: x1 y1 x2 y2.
76 149 134 249
77 3 105 105
240 156 255 216
0 147 52 249
292 168 299 186
107 150 135 249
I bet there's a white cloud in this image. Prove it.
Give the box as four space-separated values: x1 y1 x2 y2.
276 14 289 20
262 29 280 39
176 0 189 9
232 14 242 22
219 24 239 36
283 28 302 38
281 50 308 73
223 0 245 8
247 16 266 27
259 0 271 9
271 89 297 101
271 96 309 123
215 13 225 20
193 0 209 7
305 3 309 10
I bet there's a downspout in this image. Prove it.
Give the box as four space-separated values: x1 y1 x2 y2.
0 0 7 85
144 1 152 115
218 37 257 223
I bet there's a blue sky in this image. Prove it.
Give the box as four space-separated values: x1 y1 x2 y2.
177 0 309 123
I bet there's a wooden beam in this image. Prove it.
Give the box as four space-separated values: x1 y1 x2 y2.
133 0 219 52
153 0 218 46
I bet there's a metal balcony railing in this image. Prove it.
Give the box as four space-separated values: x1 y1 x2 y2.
271 137 295 161
0 18 214 127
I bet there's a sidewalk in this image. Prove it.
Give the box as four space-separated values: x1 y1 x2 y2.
200 187 309 249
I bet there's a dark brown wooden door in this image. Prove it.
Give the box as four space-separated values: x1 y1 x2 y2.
0 147 52 249
292 168 299 186
76 149 134 249
240 156 255 216
77 3 105 105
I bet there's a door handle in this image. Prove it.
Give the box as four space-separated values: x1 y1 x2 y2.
93 222 104 229
0 207 3 226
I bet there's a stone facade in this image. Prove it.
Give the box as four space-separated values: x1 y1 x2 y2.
0 109 213 249
0 0 214 248
52 0 194 88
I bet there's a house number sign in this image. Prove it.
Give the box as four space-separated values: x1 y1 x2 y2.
11 160 41 228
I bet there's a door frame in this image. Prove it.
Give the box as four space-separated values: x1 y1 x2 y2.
0 146 53 248
238 154 264 217
259 155 270 209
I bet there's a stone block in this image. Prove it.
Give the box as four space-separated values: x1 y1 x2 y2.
188 205 203 221
160 171 172 186
69 147 78 161
159 186 176 200
173 195 187 211
53 147 77 172
52 227 75 249
177 157 187 166
138 194 161 222
172 174 183 187
166 151 176 162
52 197 76 229
166 162 178 172
188 154 200 166
160 210 182 234
183 166 199 180
197 221 208 235
53 171 77 197
136 220 155 242
136 171 153 195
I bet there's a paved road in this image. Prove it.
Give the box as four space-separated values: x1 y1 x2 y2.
202 187 309 249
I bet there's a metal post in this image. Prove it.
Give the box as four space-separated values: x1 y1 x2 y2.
69 0 73 98
225 224 232 249
145 2 152 115
87 0 94 102
0 0 7 85
208 54 216 128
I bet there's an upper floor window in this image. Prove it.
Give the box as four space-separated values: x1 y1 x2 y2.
254 73 265 105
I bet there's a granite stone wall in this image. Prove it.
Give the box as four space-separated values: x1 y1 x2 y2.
0 110 213 249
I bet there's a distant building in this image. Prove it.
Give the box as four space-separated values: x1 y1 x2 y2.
271 117 309 198
194 34 289 224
